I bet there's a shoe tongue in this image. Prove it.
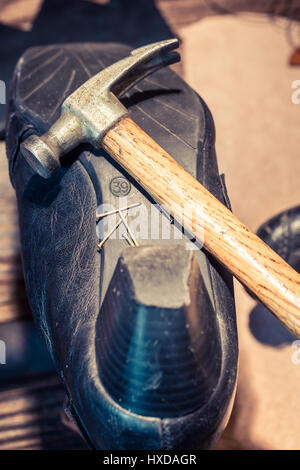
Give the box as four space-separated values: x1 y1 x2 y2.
96 244 222 418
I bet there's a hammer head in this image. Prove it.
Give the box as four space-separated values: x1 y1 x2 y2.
21 39 180 179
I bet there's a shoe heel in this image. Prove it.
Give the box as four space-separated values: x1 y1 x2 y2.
96 244 222 418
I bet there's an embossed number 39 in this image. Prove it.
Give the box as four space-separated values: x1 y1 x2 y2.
110 176 131 197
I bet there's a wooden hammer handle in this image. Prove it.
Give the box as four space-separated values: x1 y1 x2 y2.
102 116 300 337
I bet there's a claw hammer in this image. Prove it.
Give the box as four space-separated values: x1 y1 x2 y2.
21 39 300 337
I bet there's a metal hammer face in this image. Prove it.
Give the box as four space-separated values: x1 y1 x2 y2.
21 39 180 179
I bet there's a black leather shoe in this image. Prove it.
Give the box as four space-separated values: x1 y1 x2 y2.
6 43 238 450
247 207 300 346
257 206 300 273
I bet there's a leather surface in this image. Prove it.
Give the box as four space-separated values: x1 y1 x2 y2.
6 43 238 449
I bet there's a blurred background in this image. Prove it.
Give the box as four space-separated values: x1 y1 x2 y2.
0 0 300 449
